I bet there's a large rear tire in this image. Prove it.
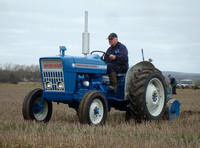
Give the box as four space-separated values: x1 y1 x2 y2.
127 67 167 122
78 90 108 125
22 89 52 122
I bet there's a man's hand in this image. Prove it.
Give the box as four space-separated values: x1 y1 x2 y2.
109 54 116 60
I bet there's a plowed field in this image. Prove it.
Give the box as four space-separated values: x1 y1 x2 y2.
0 83 199 147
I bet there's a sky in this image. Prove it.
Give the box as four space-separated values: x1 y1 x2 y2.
0 0 200 73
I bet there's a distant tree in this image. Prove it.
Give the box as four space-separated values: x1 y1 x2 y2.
5 63 14 71
0 63 41 83
9 73 19 84
0 69 10 82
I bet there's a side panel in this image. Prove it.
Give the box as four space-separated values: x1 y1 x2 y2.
64 72 76 91
73 56 107 74
43 92 73 103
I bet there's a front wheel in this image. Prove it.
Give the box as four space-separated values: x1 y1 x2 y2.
22 89 52 122
78 90 108 125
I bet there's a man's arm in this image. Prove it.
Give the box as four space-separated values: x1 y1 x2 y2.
103 48 111 62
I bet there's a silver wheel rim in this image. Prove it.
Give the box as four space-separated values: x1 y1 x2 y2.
146 78 165 117
33 97 48 121
89 99 104 124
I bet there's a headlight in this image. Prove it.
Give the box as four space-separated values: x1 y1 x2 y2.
83 81 90 87
46 82 52 89
57 82 64 89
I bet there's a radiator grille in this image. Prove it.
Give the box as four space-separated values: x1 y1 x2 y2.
42 69 65 92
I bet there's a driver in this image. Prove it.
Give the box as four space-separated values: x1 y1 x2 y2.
104 33 129 91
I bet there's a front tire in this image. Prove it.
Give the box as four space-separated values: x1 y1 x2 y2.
78 90 108 125
127 67 167 122
22 89 52 122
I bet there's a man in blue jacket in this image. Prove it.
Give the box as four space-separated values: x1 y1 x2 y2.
104 33 129 91
168 74 177 95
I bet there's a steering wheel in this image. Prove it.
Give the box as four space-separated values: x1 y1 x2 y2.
90 50 110 61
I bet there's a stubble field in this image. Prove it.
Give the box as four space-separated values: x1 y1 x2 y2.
0 83 200 148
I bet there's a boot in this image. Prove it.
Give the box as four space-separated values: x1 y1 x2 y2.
109 72 117 92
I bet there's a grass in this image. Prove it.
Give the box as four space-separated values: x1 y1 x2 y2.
0 83 200 147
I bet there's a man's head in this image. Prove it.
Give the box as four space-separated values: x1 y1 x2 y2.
168 74 172 78
108 33 118 46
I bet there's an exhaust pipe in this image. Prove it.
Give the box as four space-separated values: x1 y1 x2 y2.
82 11 90 57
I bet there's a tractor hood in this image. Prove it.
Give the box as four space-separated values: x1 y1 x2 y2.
40 54 107 74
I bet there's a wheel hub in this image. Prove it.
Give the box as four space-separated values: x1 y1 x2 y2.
152 90 159 104
93 107 99 115
89 99 104 124
33 97 48 121
33 104 42 114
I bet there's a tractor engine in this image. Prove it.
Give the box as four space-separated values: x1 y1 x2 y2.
39 49 108 100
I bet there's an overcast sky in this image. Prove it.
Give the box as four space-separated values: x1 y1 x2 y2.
0 0 200 73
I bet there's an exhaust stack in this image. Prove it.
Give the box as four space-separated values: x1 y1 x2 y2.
82 11 90 57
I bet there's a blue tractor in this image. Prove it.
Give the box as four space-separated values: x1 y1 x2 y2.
22 12 180 125
22 46 180 125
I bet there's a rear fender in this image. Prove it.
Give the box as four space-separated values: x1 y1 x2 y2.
124 61 155 100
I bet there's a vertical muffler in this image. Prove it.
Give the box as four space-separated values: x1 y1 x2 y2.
82 11 90 57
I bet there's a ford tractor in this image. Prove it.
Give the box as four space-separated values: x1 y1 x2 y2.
22 12 181 125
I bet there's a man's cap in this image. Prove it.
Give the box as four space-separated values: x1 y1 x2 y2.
108 33 118 39
168 74 171 77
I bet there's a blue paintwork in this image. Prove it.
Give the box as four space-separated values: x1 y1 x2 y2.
167 88 181 120
60 46 67 56
94 107 99 115
39 52 128 111
33 104 42 114
38 47 180 119
141 48 144 61
168 88 171 95
169 99 181 120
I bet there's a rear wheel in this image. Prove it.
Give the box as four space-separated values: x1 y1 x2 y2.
78 90 108 125
127 67 167 122
22 89 52 122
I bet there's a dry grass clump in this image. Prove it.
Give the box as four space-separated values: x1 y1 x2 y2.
0 83 200 147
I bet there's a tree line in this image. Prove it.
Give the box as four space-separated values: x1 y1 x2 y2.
0 63 41 84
